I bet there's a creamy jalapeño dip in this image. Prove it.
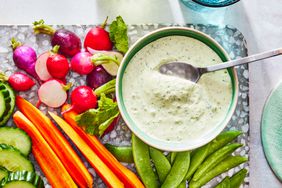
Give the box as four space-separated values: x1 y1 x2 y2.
122 36 232 142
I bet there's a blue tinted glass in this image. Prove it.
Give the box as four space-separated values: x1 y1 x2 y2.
193 0 239 7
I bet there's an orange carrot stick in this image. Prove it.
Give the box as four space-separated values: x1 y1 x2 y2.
62 104 145 188
13 111 77 188
48 111 125 188
16 96 93 188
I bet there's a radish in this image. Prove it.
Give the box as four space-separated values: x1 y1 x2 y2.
84 17 113 51
70 51 94 75
65 86 97 114
0 72 35 91
11 38 37 78
38 79 70 108
91 51 123 76
86 66 112 89
46 45 69 79
33 20 81 57
35 51 52 81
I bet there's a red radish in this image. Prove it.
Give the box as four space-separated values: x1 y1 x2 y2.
46 45 69 79
84 17 113 51
0 72 35 91
70 52 94 75
11 38 38 79
38 79 70 108
33 20 81 57
65 86 97 114
35 51 52 81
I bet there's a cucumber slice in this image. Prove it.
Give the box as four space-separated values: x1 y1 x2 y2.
0 127 31 156
0 91 6 118
0 82 15 127
0 144 34 172
2 181 36 188
1 171 44 188
0 167 8 182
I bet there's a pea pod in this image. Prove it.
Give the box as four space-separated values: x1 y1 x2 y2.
170 152 177 164
104 143 133 163
176 181 186 188
161 151 190 188
189 156 247 188
207 131 242 156
214 176 230 188
193 143 243 181
149 147 171 183
230 169 247 188
132 134 159 188
184 144 210 180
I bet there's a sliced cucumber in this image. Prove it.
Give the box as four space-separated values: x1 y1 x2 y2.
1 171 44 188
0 167 8 182
2 181 36 188
0 82 15 127
0 144 34 172
0 127 31 156
0 91 6 118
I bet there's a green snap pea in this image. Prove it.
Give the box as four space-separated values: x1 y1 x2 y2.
193 143 243 181
149 147 171 183
104 143 133 163
214 176 230 188
132 134 159 188
207 131 242 156
176 181 186 188
184 143 210 181
170 152 177 164
161 151 190 188
230 169 247 188
189 156 247 188
166 153 171 162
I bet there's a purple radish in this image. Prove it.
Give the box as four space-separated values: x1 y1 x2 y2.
38 79 71 108
11 38 37 78
86 66 113 89
33 20 81 57
71 51 94 75
35 51 52 81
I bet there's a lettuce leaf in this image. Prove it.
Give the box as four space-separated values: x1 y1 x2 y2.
109 16 129 54
75 93 119 136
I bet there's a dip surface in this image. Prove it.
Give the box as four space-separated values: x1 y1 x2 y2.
122 36 232 142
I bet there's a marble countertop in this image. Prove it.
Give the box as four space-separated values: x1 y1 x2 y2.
0 0 281 187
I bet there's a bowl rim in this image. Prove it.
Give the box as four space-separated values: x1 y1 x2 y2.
191 0 240 7
116 26 239 151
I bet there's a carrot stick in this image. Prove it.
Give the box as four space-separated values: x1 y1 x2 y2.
15 96 93 188
13 111 77 188
48 111 124 188
62 104 145 188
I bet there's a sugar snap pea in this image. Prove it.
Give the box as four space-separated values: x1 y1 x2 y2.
149 147 171 183
230 168 247 188
214 176 230 188
161 151 190 188
184 143 210 180
176 181 186 188
193 143 243 181
207 131 242 156
104 143 133 163
132 134 159 188
170 152 177 164
189 156 247 188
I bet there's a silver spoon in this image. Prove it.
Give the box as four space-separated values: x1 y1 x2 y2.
159 48 282 82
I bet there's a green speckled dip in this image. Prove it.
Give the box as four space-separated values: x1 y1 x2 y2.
116 27 238 151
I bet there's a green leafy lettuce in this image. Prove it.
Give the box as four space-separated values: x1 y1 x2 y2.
75 93 119 137
109 16 129 54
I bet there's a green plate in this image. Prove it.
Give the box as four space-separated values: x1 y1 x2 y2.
261 82 282 181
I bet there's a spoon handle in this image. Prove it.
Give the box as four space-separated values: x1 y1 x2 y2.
205 48 282 72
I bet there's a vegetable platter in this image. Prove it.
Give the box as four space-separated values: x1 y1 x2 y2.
0 22 249 188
